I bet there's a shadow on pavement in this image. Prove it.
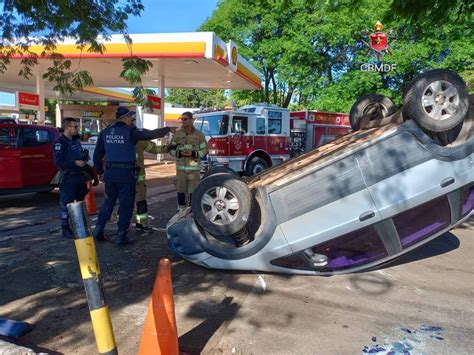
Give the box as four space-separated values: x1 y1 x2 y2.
0 193 257 353
377 231 460 271
178 296 241 354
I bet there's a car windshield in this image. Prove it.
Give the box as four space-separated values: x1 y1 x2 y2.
194 114 229 136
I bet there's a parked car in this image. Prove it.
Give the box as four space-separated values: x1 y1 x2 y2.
166 69 473 275
0 123 60 195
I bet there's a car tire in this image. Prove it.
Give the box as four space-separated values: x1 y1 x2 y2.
245 157 269 176
402 69 469 133
349 94 397 130
202 166 239 180
192 172 252 236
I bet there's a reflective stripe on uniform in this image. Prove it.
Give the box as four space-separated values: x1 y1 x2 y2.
176 165 201 171
146 141 155 151
136 213 148 223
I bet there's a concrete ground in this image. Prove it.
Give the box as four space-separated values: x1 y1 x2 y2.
0 162 473 354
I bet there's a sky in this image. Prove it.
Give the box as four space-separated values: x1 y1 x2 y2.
0 0 219 106
127 0 218 33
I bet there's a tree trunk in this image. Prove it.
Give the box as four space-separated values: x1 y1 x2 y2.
270 70 277 104
263 67 270 103
282 87 294 108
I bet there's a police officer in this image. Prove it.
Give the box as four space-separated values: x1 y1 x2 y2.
169 111 207 210
53 117 89 238
93 107 176 246
133 118 169 232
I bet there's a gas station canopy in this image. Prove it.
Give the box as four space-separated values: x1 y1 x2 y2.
0 32 261 102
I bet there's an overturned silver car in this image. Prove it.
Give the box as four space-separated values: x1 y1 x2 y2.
167 69 473 275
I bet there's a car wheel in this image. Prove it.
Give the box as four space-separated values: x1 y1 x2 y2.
192 173 252 236
402 69 469 133
245 157 269 176
202 166 239 180
349 94 397 130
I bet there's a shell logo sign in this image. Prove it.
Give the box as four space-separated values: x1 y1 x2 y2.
227 40 238 72
231 46 238 66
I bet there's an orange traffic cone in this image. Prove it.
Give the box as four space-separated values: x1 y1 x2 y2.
138 258 179 355
85 181 98 215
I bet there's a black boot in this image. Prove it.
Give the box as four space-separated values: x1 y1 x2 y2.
116 231 134 246
93 228 107 242
136 223 154 233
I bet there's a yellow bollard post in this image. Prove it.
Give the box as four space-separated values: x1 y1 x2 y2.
67 201 118 355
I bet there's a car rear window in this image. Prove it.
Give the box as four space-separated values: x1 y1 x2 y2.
21 128 53 148
0 128 10 147
0 127 19 148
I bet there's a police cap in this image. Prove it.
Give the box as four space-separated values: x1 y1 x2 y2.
116 106 136 119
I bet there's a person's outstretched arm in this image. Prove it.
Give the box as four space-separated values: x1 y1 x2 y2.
144 140 169 154
133 126 175 142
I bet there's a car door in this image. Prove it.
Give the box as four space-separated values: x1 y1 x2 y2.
19 127 56 187
0 126 22 188
270 154 388 272
229 115 252 156
253 116 267 151
357 130 456 249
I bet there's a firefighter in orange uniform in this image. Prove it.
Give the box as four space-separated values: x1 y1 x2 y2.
169 111 207 211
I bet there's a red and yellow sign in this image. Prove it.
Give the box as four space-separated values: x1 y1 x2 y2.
147 95 161 110
17 91 40 110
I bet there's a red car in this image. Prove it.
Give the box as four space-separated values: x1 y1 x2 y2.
0 122 60 195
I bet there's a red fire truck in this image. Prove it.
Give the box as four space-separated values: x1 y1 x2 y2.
290 110 351 154
194 104 291 176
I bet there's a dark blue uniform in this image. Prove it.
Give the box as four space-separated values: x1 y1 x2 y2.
53 135 88 236
93 122 171 243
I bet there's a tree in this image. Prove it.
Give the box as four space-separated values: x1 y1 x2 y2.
0 0 153 104
386 0 472 27
201 0 472 111
200 0 391 108
166 88 228 108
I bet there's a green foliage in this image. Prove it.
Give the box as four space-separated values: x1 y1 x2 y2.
166 89 228 108
121 57 153 86
132 87 158 109
0 0 149 103
386 0 473 28
201 0 472 111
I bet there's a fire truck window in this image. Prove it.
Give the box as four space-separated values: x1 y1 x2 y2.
256 117 266 134
268 111 283 119
231 116 248 134
21 128 53 147
195 115 229 136
268 119 282 134
218 116 229 135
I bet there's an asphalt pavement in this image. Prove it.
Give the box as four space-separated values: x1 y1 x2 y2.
0 162 473 354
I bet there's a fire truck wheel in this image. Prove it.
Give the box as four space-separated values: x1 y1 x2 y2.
402 69 469 133
192 173 252 237
245 157 269 176
349 94 396 130
202 167 240 180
